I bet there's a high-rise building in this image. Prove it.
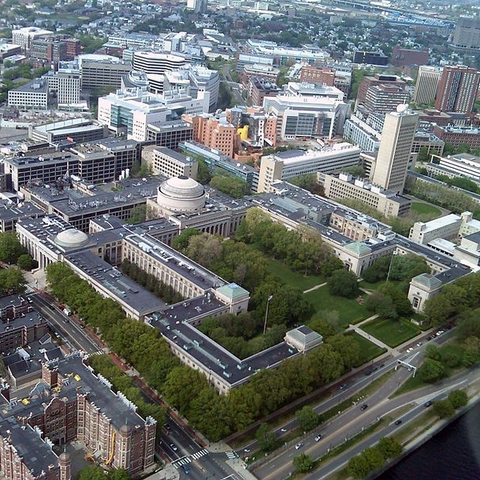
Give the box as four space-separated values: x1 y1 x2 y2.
413 66 442 105
434 65 480 113
187 0 207 13
371 106 418 193
451 17 480 52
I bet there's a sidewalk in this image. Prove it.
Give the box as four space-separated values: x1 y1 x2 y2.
208 442 258 479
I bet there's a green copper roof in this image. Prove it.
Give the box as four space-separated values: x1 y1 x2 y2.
345 241 372 255
412 273 442 290
216 282 249 300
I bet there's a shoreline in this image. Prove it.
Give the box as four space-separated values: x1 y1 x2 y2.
370 390 480 479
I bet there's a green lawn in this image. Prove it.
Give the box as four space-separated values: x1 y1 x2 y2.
266 258 325 291
304 287 371 327
346 331 386 366
411 201 442 217
361 318 421 348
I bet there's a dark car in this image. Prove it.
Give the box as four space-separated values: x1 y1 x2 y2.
360 404 368 411
395 419 402 425
424 401 432 408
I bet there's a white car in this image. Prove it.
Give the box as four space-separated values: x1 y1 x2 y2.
314 434 322 442
295 443 303 450
406 348 413 353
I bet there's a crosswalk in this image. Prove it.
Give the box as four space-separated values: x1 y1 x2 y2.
172 449 209 468
225 451 238 460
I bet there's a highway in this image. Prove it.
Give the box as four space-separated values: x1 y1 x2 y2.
253 332 470 480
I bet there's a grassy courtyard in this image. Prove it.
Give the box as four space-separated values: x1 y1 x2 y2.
266 258 325 291
361 317 421 348
411 201 442 217
304 287 371 328
346 331 387 366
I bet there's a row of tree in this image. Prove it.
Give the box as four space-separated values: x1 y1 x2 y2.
0 232 36 270
121 259 185 305
405 176 480 218
234 208 344 277
46 261 366 441
347 437 403 479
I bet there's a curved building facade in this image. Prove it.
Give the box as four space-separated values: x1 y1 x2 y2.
132 52 187 76
157 175 205 213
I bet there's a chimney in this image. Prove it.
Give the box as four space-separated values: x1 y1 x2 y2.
41 363 58 388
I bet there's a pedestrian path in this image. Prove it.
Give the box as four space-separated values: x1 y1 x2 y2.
303 282 327 294
171 449 209 468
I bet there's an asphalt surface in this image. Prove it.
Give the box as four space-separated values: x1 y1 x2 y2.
253 331 465 480
28 291 242 480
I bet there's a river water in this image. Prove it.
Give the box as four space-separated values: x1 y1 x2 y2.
378 401 480 479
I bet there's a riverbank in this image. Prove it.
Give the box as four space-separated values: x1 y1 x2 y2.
371 377 480 479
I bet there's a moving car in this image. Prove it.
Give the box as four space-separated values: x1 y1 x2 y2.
314 434 323 442
395 419 403 425
170 443 178 451
295 443 304 450
360 404 368 411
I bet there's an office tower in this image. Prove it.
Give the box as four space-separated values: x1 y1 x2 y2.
413 66 442 105
371 105 418 193
187 0 207 13
452 17 480 51
434 65 480 113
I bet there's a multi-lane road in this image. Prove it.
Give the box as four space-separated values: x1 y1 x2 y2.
28 291 243 480
253 333 476 480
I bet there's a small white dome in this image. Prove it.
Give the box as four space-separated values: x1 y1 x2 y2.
54 228 89 248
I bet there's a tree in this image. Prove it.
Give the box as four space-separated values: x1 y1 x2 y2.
326 334 360 370
186 233 223 268
295 406 320 432
0 232 26 264
77 465 106 480
417 358 445 383
16 253 36 271
126 205 147 224
210 175 248 198
171 228 201 252
327 269 359 299
448 390 468 409
293 453 314 473
0 267 25 294
423 294 455 326
347 453 371 479
107 469 131 480
425 344 441 361
196 158 212 184
256 423 275 452
377 436 402 459
432 399 455 418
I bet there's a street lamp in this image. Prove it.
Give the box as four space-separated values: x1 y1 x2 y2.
386 250 398 282
263 294 273 335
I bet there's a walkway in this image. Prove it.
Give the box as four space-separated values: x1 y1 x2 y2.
345 314 399 355
303 282 327 294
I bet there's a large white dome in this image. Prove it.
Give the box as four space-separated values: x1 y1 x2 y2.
157 176 205 213
54 228 89 248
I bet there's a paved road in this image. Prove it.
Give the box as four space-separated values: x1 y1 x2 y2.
28 292 101 354
253 332 456 479
27 292 241 480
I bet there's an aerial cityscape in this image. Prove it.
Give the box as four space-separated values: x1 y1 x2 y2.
0 0 479 479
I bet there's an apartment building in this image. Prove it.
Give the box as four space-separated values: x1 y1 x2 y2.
0 354 156 479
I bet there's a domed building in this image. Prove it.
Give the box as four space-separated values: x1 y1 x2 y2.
53 228 90 249
154 175 206 216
